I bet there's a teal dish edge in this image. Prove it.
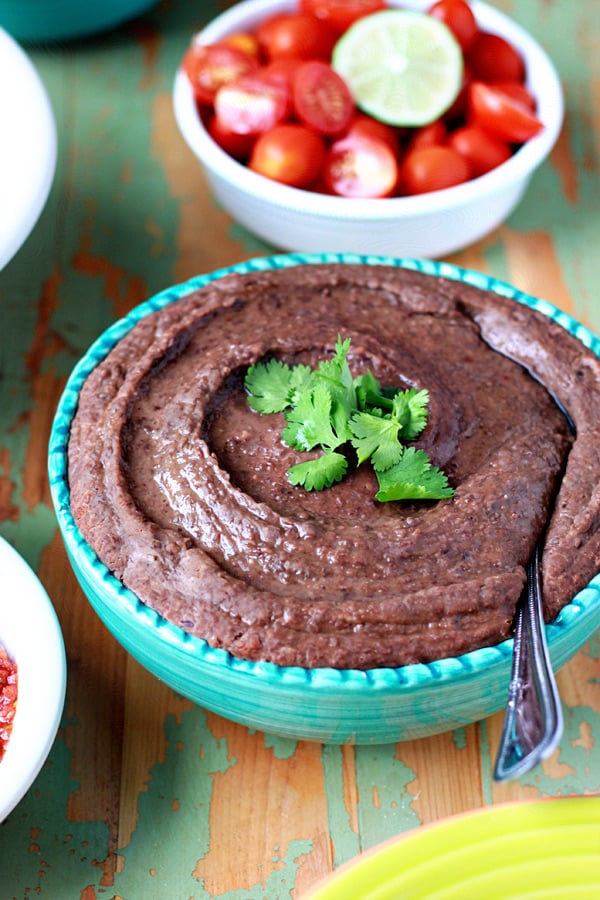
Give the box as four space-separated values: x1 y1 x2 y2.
0 0 159 43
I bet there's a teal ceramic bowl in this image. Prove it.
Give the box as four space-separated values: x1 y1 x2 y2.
0 0 158 43
48 254 600 744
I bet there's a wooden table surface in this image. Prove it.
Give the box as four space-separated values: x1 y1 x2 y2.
1 1 599 897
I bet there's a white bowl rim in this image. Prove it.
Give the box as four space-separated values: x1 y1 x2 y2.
0 536 66 822
173 0 564 221
48 253 600 691
0 27 57 271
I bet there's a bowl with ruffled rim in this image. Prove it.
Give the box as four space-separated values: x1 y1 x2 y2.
48 253 600 744
0 0 159 43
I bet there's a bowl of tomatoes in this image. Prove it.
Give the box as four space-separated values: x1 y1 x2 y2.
0 537 66 822
173 0 563 258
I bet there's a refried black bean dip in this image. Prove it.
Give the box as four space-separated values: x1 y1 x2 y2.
68 264 600 669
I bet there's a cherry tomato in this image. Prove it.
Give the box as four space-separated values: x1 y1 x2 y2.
220 32 261 59
215 73 291 135
208 114 256 160
448 125 512 177
300 0 388 34
293 60 355 136
256 12 337 61
406 120 448 153
261 57 305 91
493 81 537 112
466 31 526 83
324 133 399 197
401 145 470 194
249 123 326 187
427 0 478 52
182 43 259 106
183 3 541 199
443 63 472 122
469 81 543 143
346 113 400 155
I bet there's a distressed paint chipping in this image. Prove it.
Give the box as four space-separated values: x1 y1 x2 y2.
322 744 360 869
0 0 599 896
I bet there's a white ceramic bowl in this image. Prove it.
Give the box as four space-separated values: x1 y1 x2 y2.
0 537 66 822
173 0 564 258
0 27 56 270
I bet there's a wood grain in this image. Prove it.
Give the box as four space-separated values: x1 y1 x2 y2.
0 2 598 897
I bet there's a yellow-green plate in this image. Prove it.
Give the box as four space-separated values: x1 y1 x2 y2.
303 798 600 899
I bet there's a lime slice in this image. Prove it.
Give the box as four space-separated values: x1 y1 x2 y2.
332 9 463 127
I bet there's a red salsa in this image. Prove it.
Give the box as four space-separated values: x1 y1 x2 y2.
0 644 17 760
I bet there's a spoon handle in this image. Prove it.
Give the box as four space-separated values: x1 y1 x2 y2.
493 543 563 782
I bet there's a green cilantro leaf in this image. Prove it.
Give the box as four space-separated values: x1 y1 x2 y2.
392 388 430 441
354 370 393 411
316 336 352 388
287 363 315 403
375 448 454 501
349 411 403 469
329 393 353 446
315 335 357 422
282 381 346 452
245 358 313 413
288 451 348 491
245 359 294 414
244 338 454 503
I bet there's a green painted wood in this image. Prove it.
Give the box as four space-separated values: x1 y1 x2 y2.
0 1 599 897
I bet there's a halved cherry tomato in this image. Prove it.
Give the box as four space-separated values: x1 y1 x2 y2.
300 0 388 34
346 113 400 155
448 125 512 177
466 31 526 83
256 12 337 61
262 57 305 92
443 62 473 122
493 81 537 112
183 1 540 197
215 73 291 135
401 145 470 194
427 0 478 52
293 60 355 136
249 123 326 187
208 114 256 160
469 81 543 143
324 133 399 197
406 120 448 153
182 43 259 106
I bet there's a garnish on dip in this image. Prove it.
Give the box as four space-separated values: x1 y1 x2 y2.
245 336 454 501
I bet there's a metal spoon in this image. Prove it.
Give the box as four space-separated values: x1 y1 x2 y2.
491 363 575 782
493 542 563 781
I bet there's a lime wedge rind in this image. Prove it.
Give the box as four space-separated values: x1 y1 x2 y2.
332 9 463 128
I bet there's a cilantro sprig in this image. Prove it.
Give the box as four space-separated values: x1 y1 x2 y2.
244 337 454 502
